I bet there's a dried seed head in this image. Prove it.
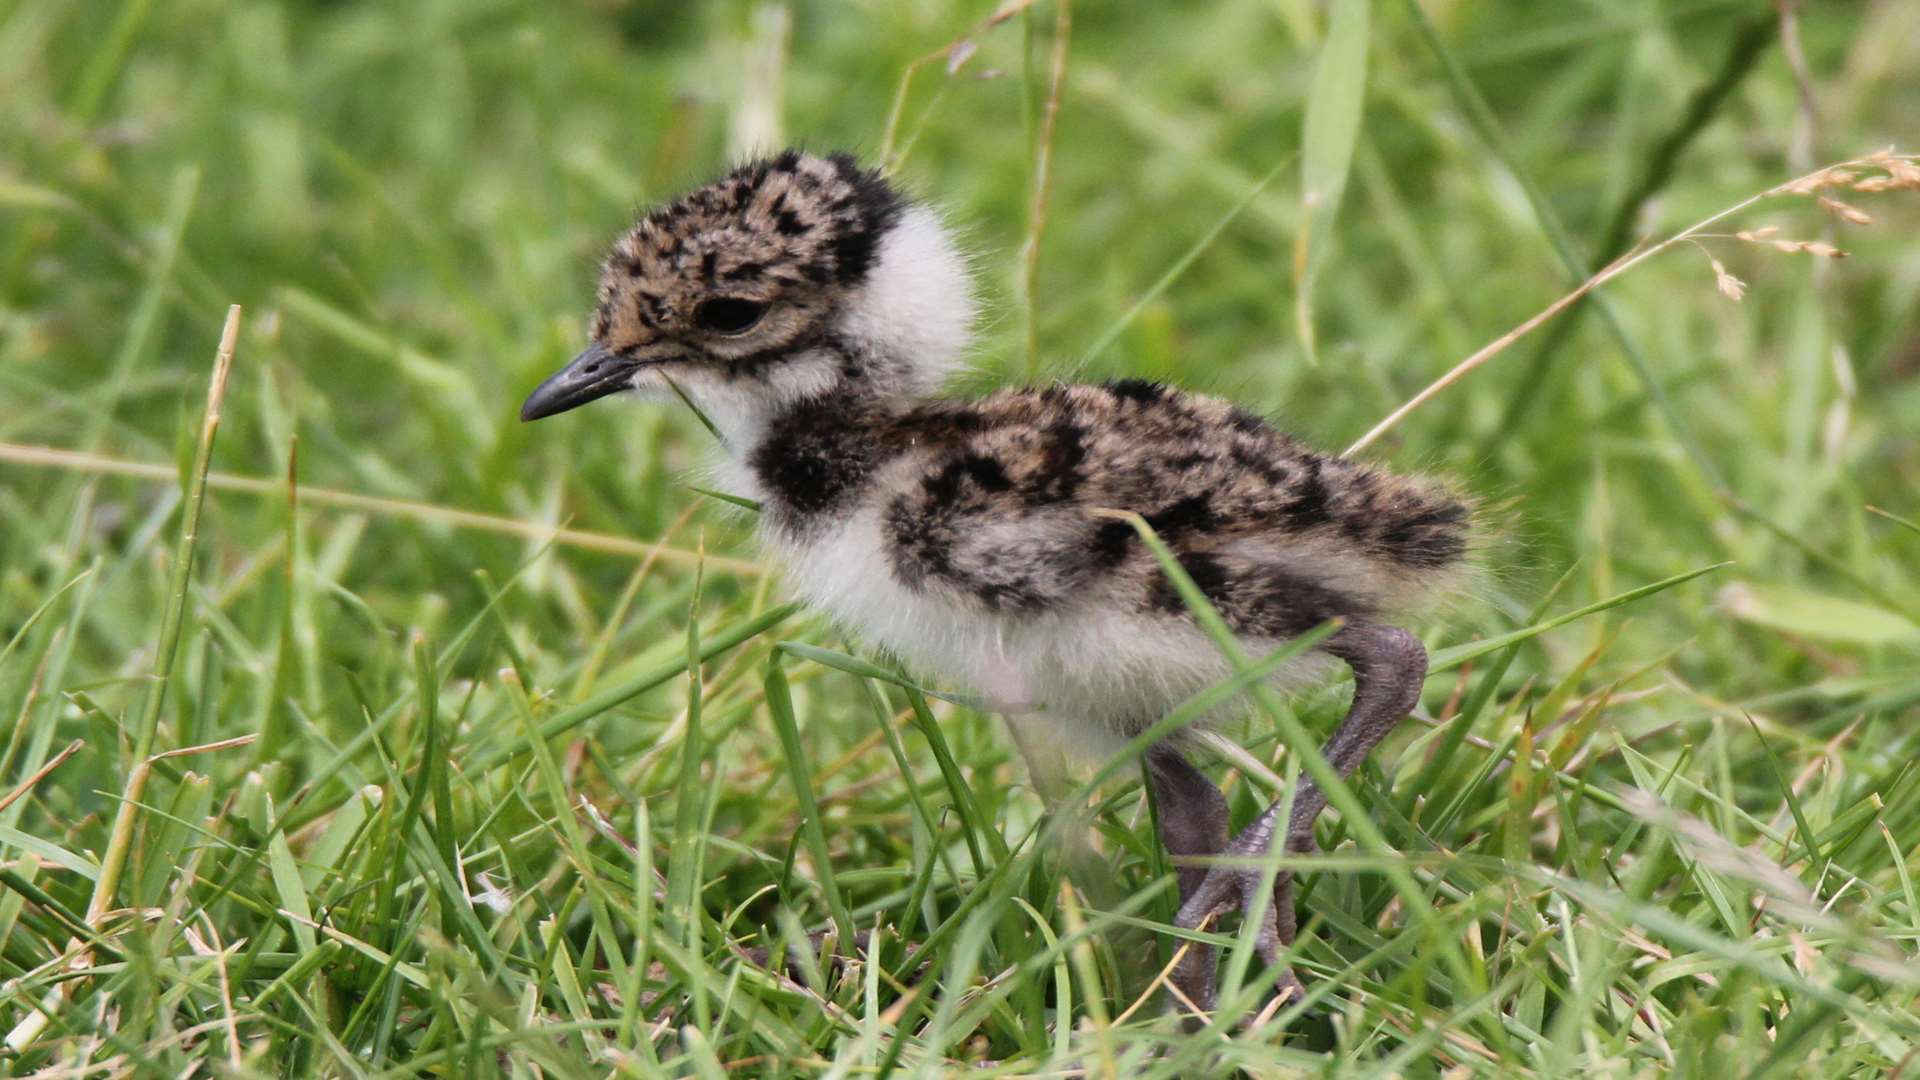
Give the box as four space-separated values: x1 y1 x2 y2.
1850 150 1920 192
1710 256 1746 301
945 39 978 74
1886 160 1920 189
1766 238 1848 258
1782 167 1857 196
1817 196 1875 225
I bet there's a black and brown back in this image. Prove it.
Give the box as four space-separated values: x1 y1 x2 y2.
751 376 1474 643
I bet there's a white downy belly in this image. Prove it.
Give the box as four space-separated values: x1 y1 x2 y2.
770 506 1326 736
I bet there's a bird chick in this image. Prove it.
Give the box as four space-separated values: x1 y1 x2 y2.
521 149 1472 1015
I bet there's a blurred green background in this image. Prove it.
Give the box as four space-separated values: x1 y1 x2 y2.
2 0 1919 1074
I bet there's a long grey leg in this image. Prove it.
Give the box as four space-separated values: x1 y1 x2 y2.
1145 747 1229 1014
1145 747 1229 901
1277 624 1428 859
1172 623 1428 1011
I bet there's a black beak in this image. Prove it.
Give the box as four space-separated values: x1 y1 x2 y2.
520 345 640 422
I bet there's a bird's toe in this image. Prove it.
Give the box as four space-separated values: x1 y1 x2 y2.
1169 862 1314 1024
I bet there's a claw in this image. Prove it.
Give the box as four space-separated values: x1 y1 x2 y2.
1168 859 1303 1018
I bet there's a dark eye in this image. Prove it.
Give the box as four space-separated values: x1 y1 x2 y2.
693 297 767 334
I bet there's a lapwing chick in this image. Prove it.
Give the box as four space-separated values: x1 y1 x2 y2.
521 150 1472 1016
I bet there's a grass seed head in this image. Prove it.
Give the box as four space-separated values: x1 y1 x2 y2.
1710 255 1746 301
1781 167 1857 195
1770 238 1848 258
1818 196 1875 225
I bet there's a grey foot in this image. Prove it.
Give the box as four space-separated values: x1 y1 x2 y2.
1169 836 1307 1018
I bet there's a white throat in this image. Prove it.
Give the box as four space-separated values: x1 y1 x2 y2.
833 205 975 397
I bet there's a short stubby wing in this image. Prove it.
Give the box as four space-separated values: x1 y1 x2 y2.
878 380 1473 638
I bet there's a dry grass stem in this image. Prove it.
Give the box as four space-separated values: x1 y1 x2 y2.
0 738 84 814
0 441 760 576
1110 934 1198 1025
878 0 1042 169
1020 0 1072 379
1345 149 1917 457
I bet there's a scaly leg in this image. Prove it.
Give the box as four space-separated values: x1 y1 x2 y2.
1170 623 1428 1013
1144 747 1229 1013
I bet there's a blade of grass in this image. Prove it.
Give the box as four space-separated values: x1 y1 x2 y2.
73 306 238 975
467 601 801 772
1488 9 1780 441
503 668 631 989
1383 0 1722 485
1745 714 1823 876
1408 560 1580 802
1294 0 1371 365
0 441 758 576
775 642 988 711
77 168 198 452
1018 0 1071 381
667 554 713 1032
1866 505 1920 537
1077 155 1294 368
764 654 859 953
1430 562 1731 672
900 685 1007 864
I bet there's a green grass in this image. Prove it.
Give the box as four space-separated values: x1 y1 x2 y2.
4 0 1920 1074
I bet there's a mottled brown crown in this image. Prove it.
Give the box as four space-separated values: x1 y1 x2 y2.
588 149 904 363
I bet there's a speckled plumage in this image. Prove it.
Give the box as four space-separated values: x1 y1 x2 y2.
522 150 1473 1017
729 379 1470 732
792 381 1467 630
